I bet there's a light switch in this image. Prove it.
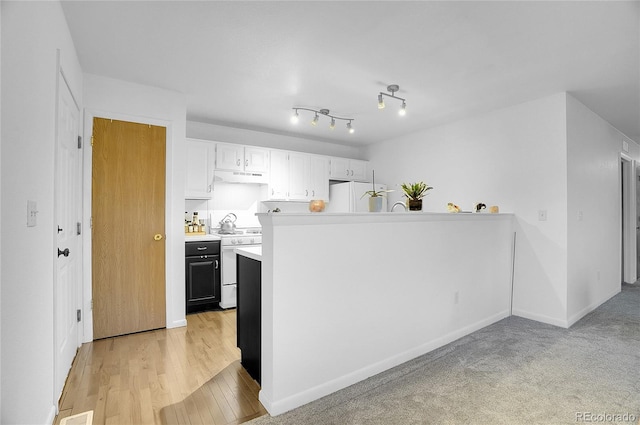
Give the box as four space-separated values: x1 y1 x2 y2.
27 200 38 227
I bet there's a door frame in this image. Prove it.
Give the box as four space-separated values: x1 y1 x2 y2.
82 110 174 341
620 153 637 284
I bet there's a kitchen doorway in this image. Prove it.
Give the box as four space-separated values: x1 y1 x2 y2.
620 154 637 284
91 117 167 339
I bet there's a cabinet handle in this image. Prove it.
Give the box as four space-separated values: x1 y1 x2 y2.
208 184 212 193
351 170 354 176
245 159 248 167
215 259 219 269
237 159 241 166
197 246 207 251
272 188 274 195
312 190 315 196
305 189 308 196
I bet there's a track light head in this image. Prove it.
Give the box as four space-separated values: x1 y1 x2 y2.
399 101 407 116
329 118 336 130
311 113 319 126
378 94 385 109
291 109 300 124
347 121 354 134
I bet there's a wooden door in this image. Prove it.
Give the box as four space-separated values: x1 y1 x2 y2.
92 118 166 339
54 71 81 401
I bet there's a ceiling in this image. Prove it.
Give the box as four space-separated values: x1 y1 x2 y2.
60 1 639 146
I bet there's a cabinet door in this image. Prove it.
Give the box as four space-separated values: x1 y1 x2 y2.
309 155 329 201
244 147 269 173
215 142 244 171
350 160 369 182
185 254 221 314
268 150 289 200
329 157 350 180
288 152 310 200
185 140 214 199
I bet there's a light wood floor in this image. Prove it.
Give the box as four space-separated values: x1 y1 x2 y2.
54 309 268 425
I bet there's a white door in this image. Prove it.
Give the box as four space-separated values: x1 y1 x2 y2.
54 72 81 404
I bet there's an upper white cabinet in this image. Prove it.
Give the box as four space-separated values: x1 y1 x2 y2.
308 155 329 201
185 139 215 199
215 142 269 173
329 157 369 182
268 151 329 202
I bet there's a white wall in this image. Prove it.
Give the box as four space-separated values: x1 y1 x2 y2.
366 93 570 326
1 1 83 423
259 212 515 415
82 74 187 338
187 120 364 159
566 95 639 324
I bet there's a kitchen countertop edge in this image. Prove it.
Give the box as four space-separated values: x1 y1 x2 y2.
185 234 222 242
235 246 262 262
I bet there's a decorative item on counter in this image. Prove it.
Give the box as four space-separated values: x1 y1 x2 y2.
489 205 499 214
309 199 326 212
447 202 461 213
474 202 487 213
401 181 433 211
361 170 392 212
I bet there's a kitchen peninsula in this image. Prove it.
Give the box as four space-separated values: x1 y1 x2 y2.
256 211 515 416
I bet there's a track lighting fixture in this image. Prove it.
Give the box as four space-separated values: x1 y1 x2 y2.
291 108 355 134
378 84 407 116
290 109 299 124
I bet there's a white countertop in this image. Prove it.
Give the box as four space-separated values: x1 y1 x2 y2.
185 234 221 242
235 246 262 261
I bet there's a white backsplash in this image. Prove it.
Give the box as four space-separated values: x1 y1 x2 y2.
209 182 267 229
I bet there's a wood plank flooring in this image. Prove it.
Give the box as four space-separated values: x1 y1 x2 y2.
54 309 267 425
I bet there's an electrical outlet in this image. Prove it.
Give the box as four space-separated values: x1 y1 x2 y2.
27 200 38 227
538 210 547 221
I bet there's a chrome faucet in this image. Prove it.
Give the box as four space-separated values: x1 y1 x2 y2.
391 201 407 212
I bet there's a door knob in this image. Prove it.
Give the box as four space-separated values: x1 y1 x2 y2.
154 234 163 241
58 248 70 257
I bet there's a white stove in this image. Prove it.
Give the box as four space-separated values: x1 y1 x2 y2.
210 228 262 308
211 228 262 247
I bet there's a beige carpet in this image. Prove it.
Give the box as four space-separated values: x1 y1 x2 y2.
248 284 640 425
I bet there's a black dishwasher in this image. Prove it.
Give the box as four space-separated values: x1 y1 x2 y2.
185 240 221 314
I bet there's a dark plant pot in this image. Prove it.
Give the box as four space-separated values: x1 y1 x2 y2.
408 199 422 211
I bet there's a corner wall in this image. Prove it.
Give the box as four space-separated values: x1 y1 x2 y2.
1 1 83 423
82 74 187 339
566 94 639 325
366 93 569 326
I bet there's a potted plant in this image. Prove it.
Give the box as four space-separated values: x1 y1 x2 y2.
362 170 392 212
401 181 433 211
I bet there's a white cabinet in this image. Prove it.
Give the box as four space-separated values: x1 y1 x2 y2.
308 155 329 201
329 157 369 182
268 151 329 202
215 142 269 173
268 150 290 200
185 139 215 199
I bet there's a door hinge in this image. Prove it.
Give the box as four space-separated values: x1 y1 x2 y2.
76 222 82 235
76 309 81 322
91 136 94 147
77 135 82 149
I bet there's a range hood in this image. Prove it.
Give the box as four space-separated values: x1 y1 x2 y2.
213 169 269 184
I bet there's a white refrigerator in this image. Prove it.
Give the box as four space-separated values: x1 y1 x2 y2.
325 181 388 212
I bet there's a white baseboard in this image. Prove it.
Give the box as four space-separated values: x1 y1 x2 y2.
262 310 510 416
512 308 568 328
168 318 187 329
566 287 621 327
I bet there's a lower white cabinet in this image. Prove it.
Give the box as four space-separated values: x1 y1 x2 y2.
268 151 329 202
